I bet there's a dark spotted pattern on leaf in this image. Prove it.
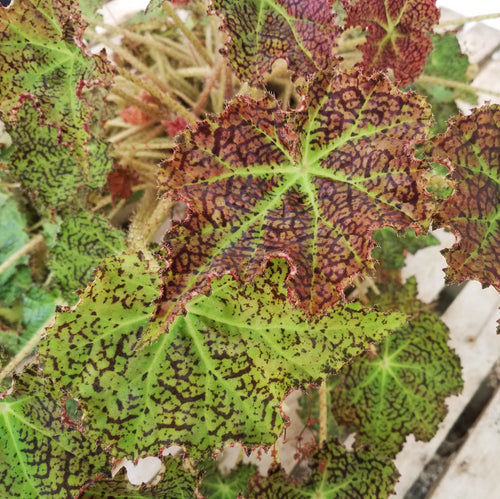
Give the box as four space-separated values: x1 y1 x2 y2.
330 311 463 456
343 0 439 86
79 457 197 498
212 0 341 85
0 0 113 161
40 254 405 458
247 439 398 498
6 104 112 211
157 70 432 333
427 105 500 290
50 210 126 296
0 369 109 498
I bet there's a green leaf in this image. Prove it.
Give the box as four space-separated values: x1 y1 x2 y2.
0 368 109 498
199 461 256 499
371 227 439 270
212 0 341 85
6 104 112 212
344 0 440 86
415 34 476 134
246 439 398 497
40 253 405 458
50 210 126 297
80 457 198 498
427 105 500 290
157 70 432 329
330 310 463 456
0 0 113 160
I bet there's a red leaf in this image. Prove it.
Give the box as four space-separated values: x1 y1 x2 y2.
107 167 137 203
162 116 187 137
343 0 439 86
120 105 150 125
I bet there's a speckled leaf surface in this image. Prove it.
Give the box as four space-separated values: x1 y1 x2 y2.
330 312 463 456
79 457 197 498
427 105 500 290
246 439 398 498
40 254 405 458
343 0 439 86
0 369 109 498
50 210 126 297
0 0 113 155
6 104 112 212
157 70 432 329
212 0 341 85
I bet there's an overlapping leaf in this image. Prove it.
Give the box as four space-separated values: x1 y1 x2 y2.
79 457 197 498
0 0 113 157
0 369 109 498
211 0 341 85
157 70 432 331
330 294 463 456
427 105 500 290
6 103 112 212
246 440 398 497
50 210 125 297
40 253 405 458
343 0 439 86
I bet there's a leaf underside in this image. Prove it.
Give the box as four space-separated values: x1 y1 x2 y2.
428 105 500 290
212 0 341 85
247 439 398 498
344 0 440 87
156 69 432 336
0 369 109 498
40 253 405 459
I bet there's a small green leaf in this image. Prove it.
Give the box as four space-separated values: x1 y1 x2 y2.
0 369 109 498
330 310 463 456
247 440 398 497
371 227 439 270
50 210 126 297
40 254 405 458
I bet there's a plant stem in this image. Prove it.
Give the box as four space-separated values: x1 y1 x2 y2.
438 12 500 28
162 1 213 67
0 234 44 278
111 86 160 118
193 59 224 115
319 378 327 448
417 74 500 99
0 315 53 384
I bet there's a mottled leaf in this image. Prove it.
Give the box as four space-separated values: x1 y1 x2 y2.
157 70 432 330
50 210 126 297
0 0 113 157
40 253 405 458
212 0 341 85
6 103 112 212
0 369 109 498
371 227 439 270
343 0 439 86
199 461 256 499
427 105 500 290
330 310 463 456
79 457 197 498
247 439 398 498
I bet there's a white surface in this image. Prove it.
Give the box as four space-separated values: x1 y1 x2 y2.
437 0 500 30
